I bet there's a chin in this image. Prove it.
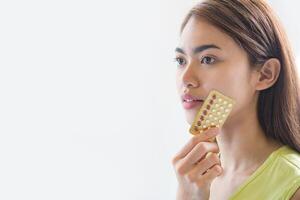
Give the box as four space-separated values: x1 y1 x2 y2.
185 111 197 125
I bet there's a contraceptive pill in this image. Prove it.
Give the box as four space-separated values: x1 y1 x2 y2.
189 90 236 138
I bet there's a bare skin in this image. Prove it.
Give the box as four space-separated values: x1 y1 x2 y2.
172 128 222 200
172 17 283 200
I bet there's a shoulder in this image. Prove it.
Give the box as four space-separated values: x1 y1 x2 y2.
290 188 300 200
277 146 300 171
278 146 300 200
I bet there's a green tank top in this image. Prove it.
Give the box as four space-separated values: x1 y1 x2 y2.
229 145 300 200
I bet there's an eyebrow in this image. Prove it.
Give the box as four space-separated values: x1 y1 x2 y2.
175 44 221 55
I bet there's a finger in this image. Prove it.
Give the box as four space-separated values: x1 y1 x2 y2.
186 153 220 182
195 164 223 188
175 142 219 175
172 128 220 163
184 142 219 165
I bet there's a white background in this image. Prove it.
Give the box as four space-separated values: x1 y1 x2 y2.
0 1 299 199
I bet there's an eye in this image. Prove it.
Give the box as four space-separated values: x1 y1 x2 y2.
201 56 216 65
174 57 186 68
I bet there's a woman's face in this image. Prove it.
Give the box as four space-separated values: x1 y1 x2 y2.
175 17 258 125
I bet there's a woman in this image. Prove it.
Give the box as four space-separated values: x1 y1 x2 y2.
171 0 300 199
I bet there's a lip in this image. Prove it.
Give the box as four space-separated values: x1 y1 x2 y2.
182 100 204 110
181 93 205 110
181 94 204 101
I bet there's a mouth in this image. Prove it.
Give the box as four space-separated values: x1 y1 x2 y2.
182 99 204 110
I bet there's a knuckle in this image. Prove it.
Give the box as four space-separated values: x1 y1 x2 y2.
176 163 186 176
197 142 207 153
190 136 200 146
211 165 222 175
209 153 220 164
171 156 178 165
212 143 219 151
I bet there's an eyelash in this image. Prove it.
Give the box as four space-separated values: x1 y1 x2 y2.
173 56 217 68
173 57 186 67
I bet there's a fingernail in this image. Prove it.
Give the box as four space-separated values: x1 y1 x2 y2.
206 128 219 136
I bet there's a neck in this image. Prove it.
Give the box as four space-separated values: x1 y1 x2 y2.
215 105 282 176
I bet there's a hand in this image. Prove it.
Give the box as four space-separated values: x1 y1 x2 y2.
172 128 222 200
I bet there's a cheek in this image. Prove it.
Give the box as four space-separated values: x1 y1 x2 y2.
202 70 238 93
207 67 251 99
223 71 256 112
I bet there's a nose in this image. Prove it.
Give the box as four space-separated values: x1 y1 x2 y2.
180 63 199 89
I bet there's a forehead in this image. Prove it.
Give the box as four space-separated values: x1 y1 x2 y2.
179 17 239 54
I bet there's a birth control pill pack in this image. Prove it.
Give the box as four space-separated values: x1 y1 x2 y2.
189 90 236 136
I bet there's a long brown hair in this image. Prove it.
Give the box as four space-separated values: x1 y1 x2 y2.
180 0 300 152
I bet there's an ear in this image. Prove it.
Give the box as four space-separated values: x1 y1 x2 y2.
254 58 281 91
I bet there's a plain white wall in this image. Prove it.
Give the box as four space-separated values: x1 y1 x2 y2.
0 0 299 199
